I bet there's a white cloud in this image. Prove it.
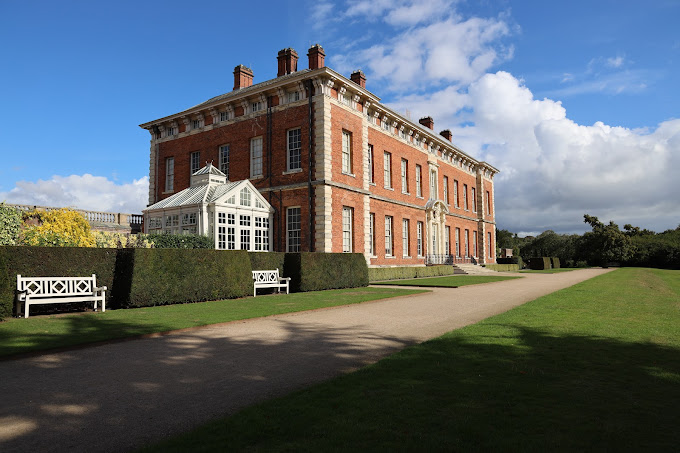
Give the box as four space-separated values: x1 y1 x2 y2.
606 55 625 68
338 15 512 90
0 174 149 214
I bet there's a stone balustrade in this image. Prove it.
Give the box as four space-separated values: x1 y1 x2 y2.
3 203 143 233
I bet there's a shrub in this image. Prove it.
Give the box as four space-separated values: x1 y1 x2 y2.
94 231 153 248
0 251 9 320
484 264 518 272
0 246 118 318
113 249 252 308
286 253 368 292
146 233 213 249
528 257 552 270
20 208 96 247
551 257 561 269
0 204 22 246
368 265 456 282
249 252 286 273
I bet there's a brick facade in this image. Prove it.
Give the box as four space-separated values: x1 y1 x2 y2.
140 45 499 265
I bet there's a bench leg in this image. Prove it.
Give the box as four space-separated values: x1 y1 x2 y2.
24 301 30 318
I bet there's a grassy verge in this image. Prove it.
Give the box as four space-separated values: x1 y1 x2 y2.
0 287 425 358
144 268 680 452
372 275 520 287
520 268 585 273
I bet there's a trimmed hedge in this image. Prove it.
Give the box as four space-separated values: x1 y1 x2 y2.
286 253 368 292
369 265 456 282
146 233 213 249
484 264 519 272
528 257 552 270
248 252 286 275
496 257 524 269
0 252 9 319
0 246 118 320
551 257 561 269
113 248 252 308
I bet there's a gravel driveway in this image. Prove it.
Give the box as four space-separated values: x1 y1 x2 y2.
0 268 611 452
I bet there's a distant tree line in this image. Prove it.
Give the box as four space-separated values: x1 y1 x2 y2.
497 215 680 269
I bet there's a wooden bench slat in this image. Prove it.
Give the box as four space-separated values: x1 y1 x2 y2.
16 274 106 318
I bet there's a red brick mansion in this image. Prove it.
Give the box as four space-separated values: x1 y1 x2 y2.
140 45 498 266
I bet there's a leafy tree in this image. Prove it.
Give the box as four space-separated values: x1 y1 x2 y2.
0 204 22 245
20 208 96 247
580 214 634 266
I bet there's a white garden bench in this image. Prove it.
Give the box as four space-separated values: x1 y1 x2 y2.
251 268 290 297
16 274 107 318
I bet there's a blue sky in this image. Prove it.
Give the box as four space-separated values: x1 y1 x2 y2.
1 0 678 234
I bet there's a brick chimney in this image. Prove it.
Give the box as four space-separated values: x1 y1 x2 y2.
419 116 434 130
233 65 254 90
277 48 298 77
308 44 325 70
350 70 366 88
440 129 452 141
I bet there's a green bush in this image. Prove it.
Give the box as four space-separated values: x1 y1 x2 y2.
368 265 456 282
528 257 552 270
248 252 286 274
286 253 368 292
0 251 9 320
484 264 519 272
0 204 22 246
146 233 213 249
0 246 118 319
551 257 561 269
113 249 252 308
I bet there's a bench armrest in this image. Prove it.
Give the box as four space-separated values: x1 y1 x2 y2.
15 289 27 301
278 277 291 282
94 286 107 292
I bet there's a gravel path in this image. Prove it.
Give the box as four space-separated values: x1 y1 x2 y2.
0 268 611 452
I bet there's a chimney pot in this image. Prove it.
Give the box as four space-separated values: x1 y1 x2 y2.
233 65 254 90
350 69 366 88
419 116 434 130
277 48 298 77
440 129 452 141
307 44 326 70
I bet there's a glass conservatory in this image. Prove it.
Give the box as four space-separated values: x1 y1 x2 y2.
143 163 273 251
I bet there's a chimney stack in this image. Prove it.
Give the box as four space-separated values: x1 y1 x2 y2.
233 65 254 90
440 129 452 141
350 70 366 88
419 116 434 130
277 48 298 77
307 44 325 70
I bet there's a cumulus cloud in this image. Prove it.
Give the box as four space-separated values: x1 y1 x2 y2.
0 175 149 214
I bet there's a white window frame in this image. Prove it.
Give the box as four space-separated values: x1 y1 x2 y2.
416 164 422 197
383 152 392 189
429 170 437 200
401 158 408 194
287 128 302 172
220 111 230 122
455 227 461 257
443 176 449 204
369 213 375 256
385 216 393 257
368 144 374 184
417 221 423 257
287 91 300 103
471 187 476 212
287 207 301 252
445 226 451 255
342 206 353 253
190 151 200 176
454 180 459 208
250 136 263 178
402 219 410 257
463 184 469 210
342 130 352 174
165 157 174 192
219 145 230 179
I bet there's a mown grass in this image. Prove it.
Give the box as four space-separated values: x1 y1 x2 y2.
143 268 680 452
520 268 585 274
372 274 520 287
0 287 425 358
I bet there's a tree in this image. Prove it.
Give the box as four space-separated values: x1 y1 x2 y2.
580 214 634 266
0 204 22 245
21 208 96 247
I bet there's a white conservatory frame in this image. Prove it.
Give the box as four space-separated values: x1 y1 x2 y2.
143 164 274 251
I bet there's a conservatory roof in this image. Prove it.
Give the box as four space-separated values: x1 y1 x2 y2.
145 180 241 210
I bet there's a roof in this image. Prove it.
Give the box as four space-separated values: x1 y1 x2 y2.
193 164 227 177
145 180 241 210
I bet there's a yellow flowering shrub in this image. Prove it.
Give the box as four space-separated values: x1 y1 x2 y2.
21 208 96 247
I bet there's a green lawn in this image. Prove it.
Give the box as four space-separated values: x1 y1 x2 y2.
143 268 680 452
372 274 520 287
520 267 585 273
0 287 425 358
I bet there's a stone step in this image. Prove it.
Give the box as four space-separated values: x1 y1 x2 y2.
455 263 499 275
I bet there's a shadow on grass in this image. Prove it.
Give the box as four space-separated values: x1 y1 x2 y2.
0 317 413 453
151 324 680 452
0 314 172 358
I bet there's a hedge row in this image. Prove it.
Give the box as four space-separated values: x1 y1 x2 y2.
368 265 456 282
0 246 118 319
0 247 369 319
496 257 524 269
528 257 553 270
484 264 519 272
